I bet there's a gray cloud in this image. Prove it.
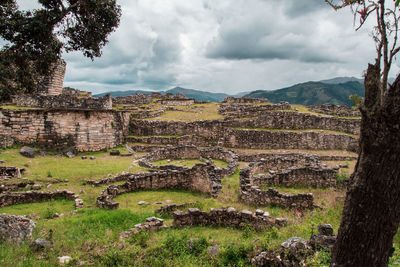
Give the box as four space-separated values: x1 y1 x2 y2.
9 0 378 94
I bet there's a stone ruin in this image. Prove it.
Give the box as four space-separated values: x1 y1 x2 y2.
252 224 336 266
309 104 361 117
37 59 67 96
173 207 289 231
97 163 223 210
0 214 36 244
138 145 238 177
159 93 195 106
219 102 292 119
221 96 271 104
239 155 339 209
120 217 166 240
11 60 112 110
0 167 24 180
237 151 357 162
0 190 84 209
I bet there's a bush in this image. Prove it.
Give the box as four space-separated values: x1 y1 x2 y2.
218 243 253 266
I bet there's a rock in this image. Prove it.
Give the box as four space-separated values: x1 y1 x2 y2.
318 224 334 236
0 214 36 244
0 160 4 164
30 238 51 251
125 144 135 154
58 256 72 264
65 151 75 158
90 156 96 160
309 234 336 250
255 209 264 216
47 184 52 188
64 148 76 158
110 150 120 156
165 199 172 203
20 146 35 158
137 201 149 205
32 184 42 190
81 156 87 160
75 198 84 209
281 237 310 252
207 245 220 257
339 164 349 168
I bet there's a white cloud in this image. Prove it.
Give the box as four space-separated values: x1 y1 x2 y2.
10 0 384 94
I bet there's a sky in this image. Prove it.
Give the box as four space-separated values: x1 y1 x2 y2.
11 0 397 95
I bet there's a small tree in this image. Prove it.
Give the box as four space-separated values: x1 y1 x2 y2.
325 0 400 266
0 0 122 101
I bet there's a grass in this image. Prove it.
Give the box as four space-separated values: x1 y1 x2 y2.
0 146 398 266
151 158 229 169
0 199 75 218
151 103 224 121
291 105 361 119
0 105 43 111
152 159 204 168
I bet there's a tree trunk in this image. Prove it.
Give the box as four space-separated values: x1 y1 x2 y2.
331 63 400 267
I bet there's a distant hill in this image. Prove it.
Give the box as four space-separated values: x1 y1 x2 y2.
319 76 363 84
94 87 229 102
93 77 367 105
166 87 229 102
244 81 364 106
94 90 154 98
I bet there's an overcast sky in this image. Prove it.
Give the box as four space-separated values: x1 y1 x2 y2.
13 0 397 94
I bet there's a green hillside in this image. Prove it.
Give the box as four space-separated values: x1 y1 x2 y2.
244 81 364 106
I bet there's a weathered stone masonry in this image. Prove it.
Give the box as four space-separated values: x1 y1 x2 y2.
0 190 83 209
173 207 289 231
239 155 338 209
0 109 129 151
97 163 222 209
138 145 238 177
224 128 358 152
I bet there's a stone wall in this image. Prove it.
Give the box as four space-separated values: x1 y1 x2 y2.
219 103 292 118
97 163 222 209
229 111 360 135
126 134 214 147
223 128 358 152
39 59 66 96
221 97 271 104
113 94 153 106
12 94 112 110
138 145 238 176
0 167 23 179
239 155 339 208
129 119 225 139
62 87 92 98
0 134 14 148
309 104 361 117
0 214 36 244
0 109 129 151
172 207 288 231
159 99 195 106
237 152 357 162
244 156 338 188
0 190 83 208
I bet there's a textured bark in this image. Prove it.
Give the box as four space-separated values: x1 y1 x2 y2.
331 63 400 266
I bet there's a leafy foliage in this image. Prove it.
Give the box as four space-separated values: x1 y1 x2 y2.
0 0 121 101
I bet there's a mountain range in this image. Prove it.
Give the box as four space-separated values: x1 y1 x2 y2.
93 77 365 106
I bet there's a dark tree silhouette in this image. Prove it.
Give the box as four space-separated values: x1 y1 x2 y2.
0 0 121 100
325 0 400 266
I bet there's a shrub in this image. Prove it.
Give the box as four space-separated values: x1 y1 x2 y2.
218 243 253 266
